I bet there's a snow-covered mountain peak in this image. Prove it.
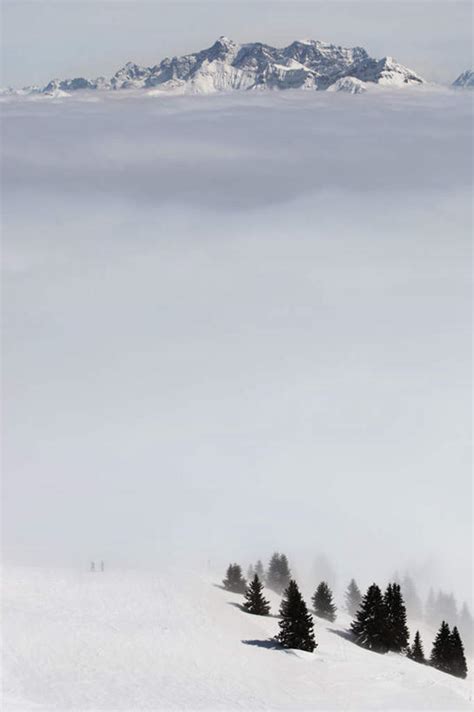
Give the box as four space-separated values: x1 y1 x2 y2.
2 38 427 98
453 69 474 88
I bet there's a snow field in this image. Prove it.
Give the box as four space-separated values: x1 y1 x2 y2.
2 567 472 711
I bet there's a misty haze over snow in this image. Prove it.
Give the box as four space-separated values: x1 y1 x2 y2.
2 88 472 604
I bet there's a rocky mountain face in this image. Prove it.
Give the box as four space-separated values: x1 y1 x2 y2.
452 70 474 89
3 37 426 97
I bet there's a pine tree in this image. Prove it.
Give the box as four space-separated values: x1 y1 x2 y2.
458 602 473 654
449 626 468 679
407 630 425 663
425 588 437 627
401 575 423 620
430 621 452 674
222 563 247 594
255 560 265 581
345 578 362 616
351 583 388 653
276 579 316 652
244 574 271 616
383 583 409 652
312 581 337 622
267 552 291 594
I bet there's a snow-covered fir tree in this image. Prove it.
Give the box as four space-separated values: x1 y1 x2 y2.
449 626 468 679
430 621 452 674
401 575 423 621
351 583 387 653
312 581 337 622
266 552 291 594
345 578 362 616
383 583 409 653
222 563 247 593
458 602 473 654
254 560 265 581
276 580 316 652
407 630 425 663
243 574 270 616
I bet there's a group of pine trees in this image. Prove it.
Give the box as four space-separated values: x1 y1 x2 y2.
223 557 469 680
429 621 468 678
350 581 468 679
351 583 409 653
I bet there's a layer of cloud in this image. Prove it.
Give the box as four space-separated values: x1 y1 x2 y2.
2 89 472 601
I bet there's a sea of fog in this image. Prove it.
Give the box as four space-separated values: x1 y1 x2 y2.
1 88 472 603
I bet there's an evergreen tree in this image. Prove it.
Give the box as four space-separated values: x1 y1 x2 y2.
430 621 452 674
425 588 437 627
407 630 425 663
276 579 316 652
246 564 255 581
345 578 362 616
351 583 388 653
402 575 423 621
458 602 473 654
244 574 270 616
312 581 337 622
267 552 291 594
383 583 410 652
255 560 265 581
222 563 247 594
449 626 468 679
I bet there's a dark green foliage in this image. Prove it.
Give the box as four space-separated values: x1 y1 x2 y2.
276 579 316 652
407 630 425 663
312 581 337 622
383 583 410 652
351 583 388 653
430 621 452 674
222 563 247 594
244 574 270 616
266 552 291 594
430 622 469 678
345 579 362 617
449 626 468 679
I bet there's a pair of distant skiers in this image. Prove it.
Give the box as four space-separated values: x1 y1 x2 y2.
90 561 105 572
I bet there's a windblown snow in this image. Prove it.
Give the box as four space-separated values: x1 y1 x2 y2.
2 567 472 711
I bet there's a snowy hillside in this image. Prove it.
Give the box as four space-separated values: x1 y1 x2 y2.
2 566 472 711
1 36 425 97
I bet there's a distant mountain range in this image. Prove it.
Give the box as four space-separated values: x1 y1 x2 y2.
1 37 471 98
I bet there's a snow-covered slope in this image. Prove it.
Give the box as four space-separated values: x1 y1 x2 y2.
2 566 471 711
3 37 425 97
453 70 474 89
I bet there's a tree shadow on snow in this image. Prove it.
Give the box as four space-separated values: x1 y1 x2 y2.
242 639 282 651
228 601 246 612
228 602 280 619
328 628 355 643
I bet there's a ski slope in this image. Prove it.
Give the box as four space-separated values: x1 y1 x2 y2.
2 566 472 711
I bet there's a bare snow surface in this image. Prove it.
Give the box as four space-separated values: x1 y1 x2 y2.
2 567 472 711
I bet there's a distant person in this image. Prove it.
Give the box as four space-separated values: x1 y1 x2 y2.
90 561 95 572
100 560 105 572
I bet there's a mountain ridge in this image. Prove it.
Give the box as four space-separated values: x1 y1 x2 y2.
2 36 426 97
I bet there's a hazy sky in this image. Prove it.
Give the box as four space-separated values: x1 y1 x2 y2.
1 0 472 87
2 88 472 603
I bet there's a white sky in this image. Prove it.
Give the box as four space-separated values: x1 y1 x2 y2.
1 0 472 87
